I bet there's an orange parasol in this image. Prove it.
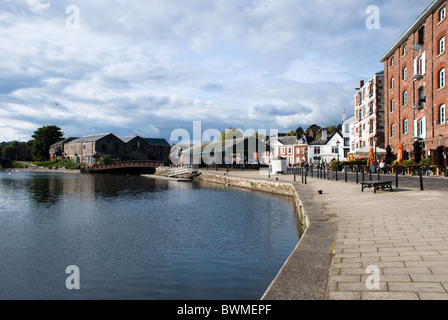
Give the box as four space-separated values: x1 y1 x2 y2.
368 147 375 165
397 143 404 165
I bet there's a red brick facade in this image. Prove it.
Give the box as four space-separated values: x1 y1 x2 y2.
381 0 448 165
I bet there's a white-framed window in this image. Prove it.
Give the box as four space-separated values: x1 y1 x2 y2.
403 90 408 106
391 99 395 112
314 147 321 155
403 67 407 80
390 57 394 67
441 104 446 124
440 5 446 22
439 37 445 55
439 68 445 88
418 119 424 137
287 147 292 155
280 147 285 154
331 146 338 154
402 44 407 56
403 119 408 134
391 124 395 138
390 77 394 89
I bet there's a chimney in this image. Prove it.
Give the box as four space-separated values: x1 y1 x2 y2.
342 109 347 122
322 128 328 141
360 80 364 88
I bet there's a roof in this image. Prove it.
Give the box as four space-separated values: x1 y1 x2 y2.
143 138 171 147
50 137 79 147
182 137 269 155
68 133 114 144
380 0 444 62
309 131 343 146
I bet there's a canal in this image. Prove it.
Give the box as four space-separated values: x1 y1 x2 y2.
0 172 300 300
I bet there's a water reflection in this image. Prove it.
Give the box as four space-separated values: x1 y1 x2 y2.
0 172 299 300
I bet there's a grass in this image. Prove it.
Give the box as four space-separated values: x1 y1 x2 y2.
0 161 26 169
30 160 81 170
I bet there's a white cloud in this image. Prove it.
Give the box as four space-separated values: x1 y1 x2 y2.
26 0 50 13
0 0 435 141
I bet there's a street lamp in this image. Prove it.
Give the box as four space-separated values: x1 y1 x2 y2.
336 140 340 181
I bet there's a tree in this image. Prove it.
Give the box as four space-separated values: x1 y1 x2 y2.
286 130 296 137
31 125 64 160
295 127 304 136
2 145 16 160
219 128 243 141
307 124 321 133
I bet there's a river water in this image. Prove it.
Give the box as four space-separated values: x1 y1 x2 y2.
0 172 300 300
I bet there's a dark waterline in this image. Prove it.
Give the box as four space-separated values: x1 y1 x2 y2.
0 172 300 300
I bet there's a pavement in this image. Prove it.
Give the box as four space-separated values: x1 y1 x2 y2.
201 168 448 300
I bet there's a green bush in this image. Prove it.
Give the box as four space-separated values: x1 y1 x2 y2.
97 155 116 166
419 158 431 166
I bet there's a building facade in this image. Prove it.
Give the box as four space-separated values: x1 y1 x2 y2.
380 0 448 165
267 134 313 166
353 71 385 152
342 113 355 160
307 129 344 165
64 134 126 165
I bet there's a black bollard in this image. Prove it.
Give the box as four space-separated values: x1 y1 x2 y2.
356 167 359 184
419 167 424 191
345 167 348 183
395 170 399 188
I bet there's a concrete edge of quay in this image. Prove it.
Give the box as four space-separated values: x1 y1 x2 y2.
197 171 336 300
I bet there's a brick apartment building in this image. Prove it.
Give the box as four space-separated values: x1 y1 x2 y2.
380 0 448 165
353 71 385 151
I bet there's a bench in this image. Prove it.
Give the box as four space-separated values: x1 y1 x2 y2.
361 180 393 194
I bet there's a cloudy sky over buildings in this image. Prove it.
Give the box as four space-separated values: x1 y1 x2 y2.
0 0 433 142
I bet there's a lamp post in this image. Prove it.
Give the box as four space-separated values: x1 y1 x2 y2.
336 140 340 181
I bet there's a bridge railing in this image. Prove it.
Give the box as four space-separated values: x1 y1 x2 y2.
86 160 164 170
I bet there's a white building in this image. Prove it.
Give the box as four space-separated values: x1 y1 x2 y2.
342 112 355 161
307 129 344 164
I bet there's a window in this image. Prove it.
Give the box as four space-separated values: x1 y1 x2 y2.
390 57 394 67
414 53 426 77
280 147 285 154
440 5 446 22
369 101 374 113
391 77 395 89
439 68 445 88
287 147 292 154
403 44 407 56
439 37 445 55
332 146 338 154
391 124 395 138
403 90 408 106
369 119 374 133
418 119 424 137
344 137 350 147
441 104 446 124
418 86 425 107
403 119 408 134
391 99 395 112
314 147 321 155
403 67 407 80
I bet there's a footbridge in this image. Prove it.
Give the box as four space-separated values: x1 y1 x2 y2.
84 161 163 174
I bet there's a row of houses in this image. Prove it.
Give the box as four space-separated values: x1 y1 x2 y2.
49 133 171 165
175 127 347 168
350 0 448 166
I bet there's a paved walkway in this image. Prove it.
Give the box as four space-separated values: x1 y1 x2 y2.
203 169 448 300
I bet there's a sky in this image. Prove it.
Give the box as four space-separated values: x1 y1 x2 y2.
0 0 435 143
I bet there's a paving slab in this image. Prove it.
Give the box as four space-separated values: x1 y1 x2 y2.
199 169 448 300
